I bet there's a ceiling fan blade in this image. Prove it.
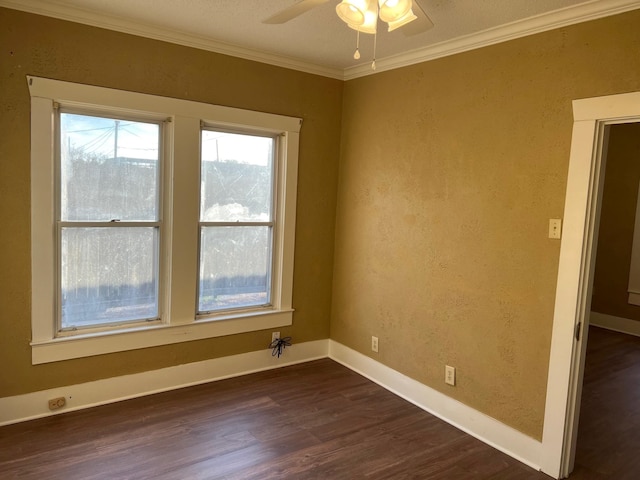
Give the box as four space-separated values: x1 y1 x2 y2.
402 0 435 36
263 0 332 24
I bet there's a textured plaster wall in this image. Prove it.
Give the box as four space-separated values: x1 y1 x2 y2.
591 123 640 322
331 10 640 440
0 8 342 397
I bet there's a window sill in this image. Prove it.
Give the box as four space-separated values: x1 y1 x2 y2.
31 309 294 364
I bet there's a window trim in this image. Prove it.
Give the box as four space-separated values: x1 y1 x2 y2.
29 76 301 364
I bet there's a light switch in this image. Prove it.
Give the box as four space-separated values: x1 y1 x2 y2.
549 219 562 239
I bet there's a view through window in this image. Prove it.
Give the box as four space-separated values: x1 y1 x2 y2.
198 129 275 313
59 112 161 329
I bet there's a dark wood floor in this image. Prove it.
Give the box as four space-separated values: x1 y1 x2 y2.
571 326 640 480
1 359 547 479
0 327 637 479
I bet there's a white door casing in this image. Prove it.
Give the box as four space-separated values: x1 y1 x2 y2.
540 91 640 479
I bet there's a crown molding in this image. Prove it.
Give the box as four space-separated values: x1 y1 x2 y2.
0 0 344 80
343 0 640 80
2 0 639 81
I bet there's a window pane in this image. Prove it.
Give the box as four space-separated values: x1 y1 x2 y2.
60 113 160 221
61 227 159 328
200 131 273 222
199 226 271 312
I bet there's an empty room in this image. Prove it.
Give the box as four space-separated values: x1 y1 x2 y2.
1 1 639 478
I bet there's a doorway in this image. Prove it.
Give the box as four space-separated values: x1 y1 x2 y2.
573 122 640 476
539 91 640 479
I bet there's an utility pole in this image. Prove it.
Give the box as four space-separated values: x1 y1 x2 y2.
114 120 120 160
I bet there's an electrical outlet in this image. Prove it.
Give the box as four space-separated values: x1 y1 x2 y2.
445 365 456 386
272 331 280 343
48 397 66 410
371 336 379 353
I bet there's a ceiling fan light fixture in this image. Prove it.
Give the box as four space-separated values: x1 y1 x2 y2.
336 0 370 27
334 0 428 69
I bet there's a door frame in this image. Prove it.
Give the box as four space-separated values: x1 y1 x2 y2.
539 91 640 478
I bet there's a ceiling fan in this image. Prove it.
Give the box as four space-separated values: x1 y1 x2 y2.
263 0 434 37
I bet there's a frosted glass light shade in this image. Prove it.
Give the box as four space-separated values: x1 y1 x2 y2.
336 0 371 26
386 8 417 31
347 1 377 34
378 0 412 23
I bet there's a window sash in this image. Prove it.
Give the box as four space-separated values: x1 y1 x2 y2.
197 127 278 316
56 224 162 333
55 108 164 333
197 224 274 315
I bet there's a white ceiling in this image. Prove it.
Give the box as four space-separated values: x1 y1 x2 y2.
3 0 640 79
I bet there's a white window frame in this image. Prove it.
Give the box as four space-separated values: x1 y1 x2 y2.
56 108 167 334
29 76 301 365
197 125 278 316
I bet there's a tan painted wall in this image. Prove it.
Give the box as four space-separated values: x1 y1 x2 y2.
332 11 640 440
0 8 342 397
3 4 640 443
591 123 640 321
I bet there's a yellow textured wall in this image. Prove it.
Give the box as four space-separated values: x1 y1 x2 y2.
591 123 640 321
331 11 640 440
3 4 640 443
0 8 342 397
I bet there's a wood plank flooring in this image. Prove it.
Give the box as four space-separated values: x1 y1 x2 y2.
0 328 637 479
1 359 545 479
570 326 640 480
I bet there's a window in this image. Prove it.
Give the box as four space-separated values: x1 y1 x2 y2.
29 76 301 364
198 129 275 314
59 112 163 331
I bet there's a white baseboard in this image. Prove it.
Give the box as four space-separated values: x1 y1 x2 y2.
328 340 543 472
1 336 544 474
590 311 640 337
0 339 329 426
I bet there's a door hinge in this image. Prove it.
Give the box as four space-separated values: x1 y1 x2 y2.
575 321 582 341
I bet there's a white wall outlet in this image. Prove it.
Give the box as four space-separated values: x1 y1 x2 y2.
371 336 379 353
549 219 562 239
445 365 456 386
271 331 280 343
